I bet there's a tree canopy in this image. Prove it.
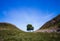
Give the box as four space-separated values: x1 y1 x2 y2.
27 24 34 31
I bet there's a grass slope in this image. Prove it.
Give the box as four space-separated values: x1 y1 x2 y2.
0 23 60 41
0 32 60 41
39 14 60 29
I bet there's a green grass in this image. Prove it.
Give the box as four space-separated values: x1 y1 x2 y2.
0 30 60 41
0 23 60 41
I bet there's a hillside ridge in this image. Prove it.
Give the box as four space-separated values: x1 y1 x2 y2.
36 14 60 32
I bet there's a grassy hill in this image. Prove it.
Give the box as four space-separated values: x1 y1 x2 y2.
0 22 24 41
0 23 23 32
36 14 60 32
0 30 60 41
0 22 60 41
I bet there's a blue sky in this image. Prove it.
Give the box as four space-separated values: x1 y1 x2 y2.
0 0 60 31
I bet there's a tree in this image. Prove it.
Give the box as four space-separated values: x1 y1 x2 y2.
27 24 34 31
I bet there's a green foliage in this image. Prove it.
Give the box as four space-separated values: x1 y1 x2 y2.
27 24 34 31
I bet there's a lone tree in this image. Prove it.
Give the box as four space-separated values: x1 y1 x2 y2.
27 24 34 31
